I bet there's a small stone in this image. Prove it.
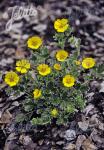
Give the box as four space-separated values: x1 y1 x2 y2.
38 140 44 146
20 135 32 146
33 24 47 32
84 104 94 115
22 34 29 40
2 12 9 19
4 48 15 55
56 141 64 145
0 58 14 67
78 120 89 131
100 81 104 93
12 101 19 107
76 19 80 25
98 122 104 130
64 129 76 141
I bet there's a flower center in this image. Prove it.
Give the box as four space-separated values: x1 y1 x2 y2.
66 78 71 84
41 67 47 72
59 23 64 28
86 62 91 66
36 91 39 96
9 77 14 82
60 54 65 59
32 41 37 46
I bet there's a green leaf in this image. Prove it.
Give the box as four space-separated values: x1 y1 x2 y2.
31 116 51 125
53 32 66 49
75 94 85 110
23 98 35 112
16 114 28 122
60 101 75 114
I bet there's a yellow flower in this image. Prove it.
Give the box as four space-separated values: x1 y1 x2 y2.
63 75 75 87
27 36 42 50
33 89 42 99
54 18 69 32
56 50 68 62
82 58 95 69
5 71 19 87
51 108 58 117
16 59 30 74
54 63 61 71
37 64 51 76
75 60 81 66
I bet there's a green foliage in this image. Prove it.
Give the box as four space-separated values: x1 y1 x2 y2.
5 20 103 126
92 64 104 79
16 114 28 122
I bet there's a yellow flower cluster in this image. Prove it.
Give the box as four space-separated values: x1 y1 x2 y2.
4 18 97 119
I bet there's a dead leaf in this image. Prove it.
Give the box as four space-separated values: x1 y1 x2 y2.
64 143 76 150
84 104 94 115
4 133 17 150
19 134 36 150
98 122 104 130
90 129 104 144
19 135 32 145
89 114 99 127
0 110 12 124
82 138 97 150
15 49 26 59
76 135 86 150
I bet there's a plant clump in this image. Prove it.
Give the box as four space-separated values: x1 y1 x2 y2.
5 18 104 125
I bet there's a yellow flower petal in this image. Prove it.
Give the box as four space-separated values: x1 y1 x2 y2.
33 89 42 99
20 68 27 74
16 67 21 72
16 61 21 66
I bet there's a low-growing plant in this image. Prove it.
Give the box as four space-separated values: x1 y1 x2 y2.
4 18 104 125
